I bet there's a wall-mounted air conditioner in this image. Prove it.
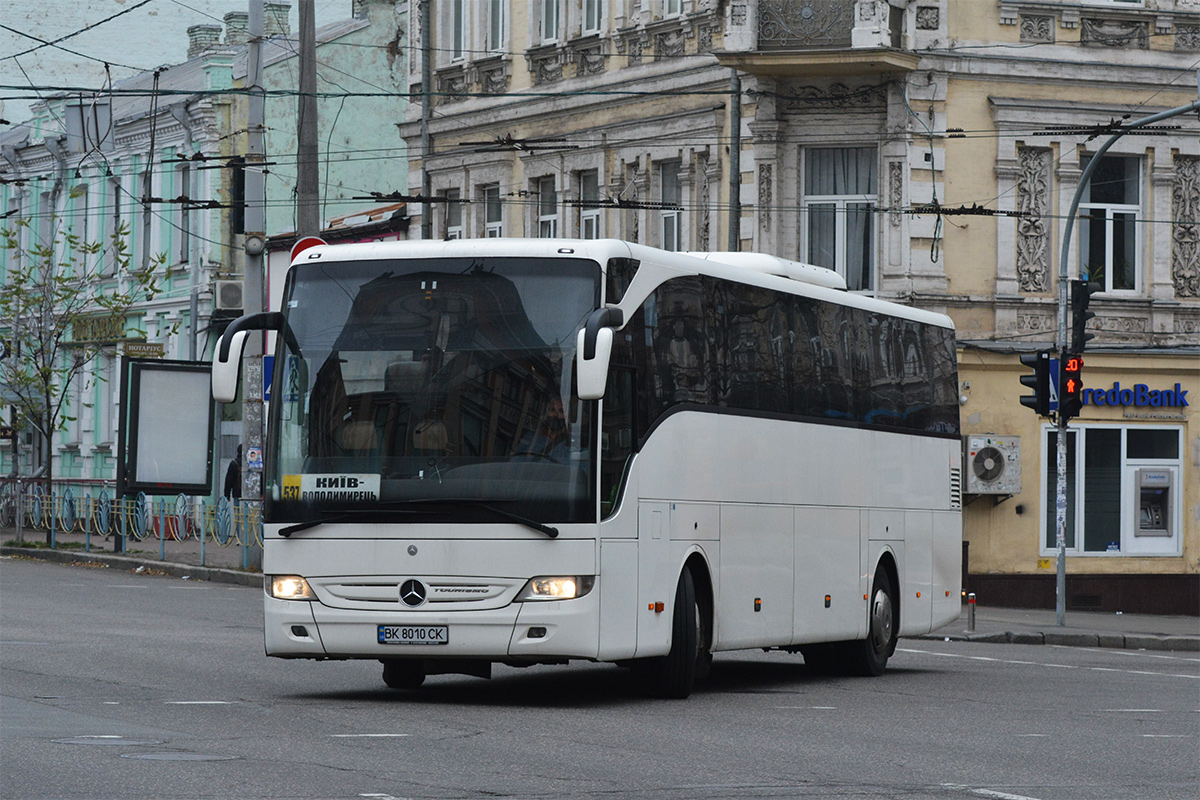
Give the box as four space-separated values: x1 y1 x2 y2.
964 435 1021 495
215 280 244 312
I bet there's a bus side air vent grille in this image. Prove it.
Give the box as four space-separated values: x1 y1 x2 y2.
949 466 962 510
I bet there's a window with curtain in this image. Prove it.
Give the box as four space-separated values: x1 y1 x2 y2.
482 184 502 237
579 170 600 239
1079 155 1140 293
659 161 682 251
538 176 558 237
802 147 877 292
444 189 462 239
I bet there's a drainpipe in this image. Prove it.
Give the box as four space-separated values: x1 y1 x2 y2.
728 69 741 252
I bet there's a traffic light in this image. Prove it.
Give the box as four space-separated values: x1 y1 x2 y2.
1070 279 1100 353
1019 350 1052 416
1059 353 1084 421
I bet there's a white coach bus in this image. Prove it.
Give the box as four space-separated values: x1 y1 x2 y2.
212 239 963 698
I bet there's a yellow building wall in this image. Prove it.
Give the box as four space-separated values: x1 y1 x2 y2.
960 351 1199 579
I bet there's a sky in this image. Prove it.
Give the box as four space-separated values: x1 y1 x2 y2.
0 0 352 124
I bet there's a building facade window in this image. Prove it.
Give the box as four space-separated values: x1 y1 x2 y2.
443 189 463 239
659 161 682 251
1080 155 1140 293
583 0 602 34
579 170 601 239
802 147 877 292
540 0 561 43
537 176 558 237
1043 425 1183 556
451 0 467 60
487 0 507 52
663 0 683 18
176 165 190 264
482 184 503 237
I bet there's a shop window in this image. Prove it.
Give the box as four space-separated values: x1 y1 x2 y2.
1043 425 1181 556
802 147 877 292
1079 155 1140 293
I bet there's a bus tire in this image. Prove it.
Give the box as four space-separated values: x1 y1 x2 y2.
843 568 896 677
382 659 426 690
636 569 699 699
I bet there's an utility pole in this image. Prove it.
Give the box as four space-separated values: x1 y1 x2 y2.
1051 93 1200 626
241 0 266 507
296 0 319 237
420 0 432 240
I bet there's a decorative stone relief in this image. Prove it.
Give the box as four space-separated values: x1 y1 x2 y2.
781 82 888 110
698 158 711 252
655 30 686 60
575 46 606 76
1016 147 1052 293
1020 15 1053 43
889 161 902 228
1172 154 1200 297
916 7 940 30
1081 18 1148 48
479 64 508 95
759 163 772 232
1095 316 1148 333
1177 25 1200 51
1016 313 1056 332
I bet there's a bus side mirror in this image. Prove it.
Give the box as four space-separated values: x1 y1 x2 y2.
211 311 284 404
576 308 623 401
212 330 249 403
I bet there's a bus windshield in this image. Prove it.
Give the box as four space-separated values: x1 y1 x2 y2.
266 256 600 524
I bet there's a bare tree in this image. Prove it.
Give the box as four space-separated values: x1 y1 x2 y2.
1 204 170 536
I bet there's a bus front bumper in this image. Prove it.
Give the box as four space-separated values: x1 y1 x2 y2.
263 593 601 662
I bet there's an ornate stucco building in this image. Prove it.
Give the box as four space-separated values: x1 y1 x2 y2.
399 0 1198 613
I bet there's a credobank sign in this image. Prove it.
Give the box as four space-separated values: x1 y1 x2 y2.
1083 382 1189 407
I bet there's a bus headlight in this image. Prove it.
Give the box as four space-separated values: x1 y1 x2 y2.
269 575 316 601
516 576 595 601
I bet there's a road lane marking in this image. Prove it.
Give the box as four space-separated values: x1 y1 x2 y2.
331 734 409 738
943 784 1044 800
898 648 1199 679
165 701 235 705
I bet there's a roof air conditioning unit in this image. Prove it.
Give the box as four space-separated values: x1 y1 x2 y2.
215 280 244 312
964 435 1021 495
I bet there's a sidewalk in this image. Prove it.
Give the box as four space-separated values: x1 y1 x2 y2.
923 603 1199 653
1 523 261 587
3 524 1197 652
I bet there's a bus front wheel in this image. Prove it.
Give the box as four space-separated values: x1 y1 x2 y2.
635 569 700 699
382 659 426 690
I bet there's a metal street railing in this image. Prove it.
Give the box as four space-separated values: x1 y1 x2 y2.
0 477 262 570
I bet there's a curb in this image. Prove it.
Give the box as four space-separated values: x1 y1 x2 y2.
0 546 261 588
913 630 1199 653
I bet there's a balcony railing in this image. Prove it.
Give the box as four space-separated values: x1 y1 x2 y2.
758 0 901 51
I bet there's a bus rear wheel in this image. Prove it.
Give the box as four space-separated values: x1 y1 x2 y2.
635 569 700 699
382 659 426 689
843 569 896 676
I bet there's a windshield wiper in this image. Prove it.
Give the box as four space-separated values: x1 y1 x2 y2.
459 501 559 539
278 507 418 537
276 502 558 539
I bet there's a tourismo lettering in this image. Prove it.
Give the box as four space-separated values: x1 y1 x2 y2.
1083 382 1190 407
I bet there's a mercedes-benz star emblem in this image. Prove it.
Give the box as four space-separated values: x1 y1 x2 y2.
399 579 427 607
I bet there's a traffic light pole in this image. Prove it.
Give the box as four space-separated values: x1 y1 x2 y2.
1052 95 1200 626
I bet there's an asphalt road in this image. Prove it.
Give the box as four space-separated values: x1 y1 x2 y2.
2 556 1197 800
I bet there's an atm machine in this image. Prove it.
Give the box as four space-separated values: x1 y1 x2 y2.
1135 468 1174 537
